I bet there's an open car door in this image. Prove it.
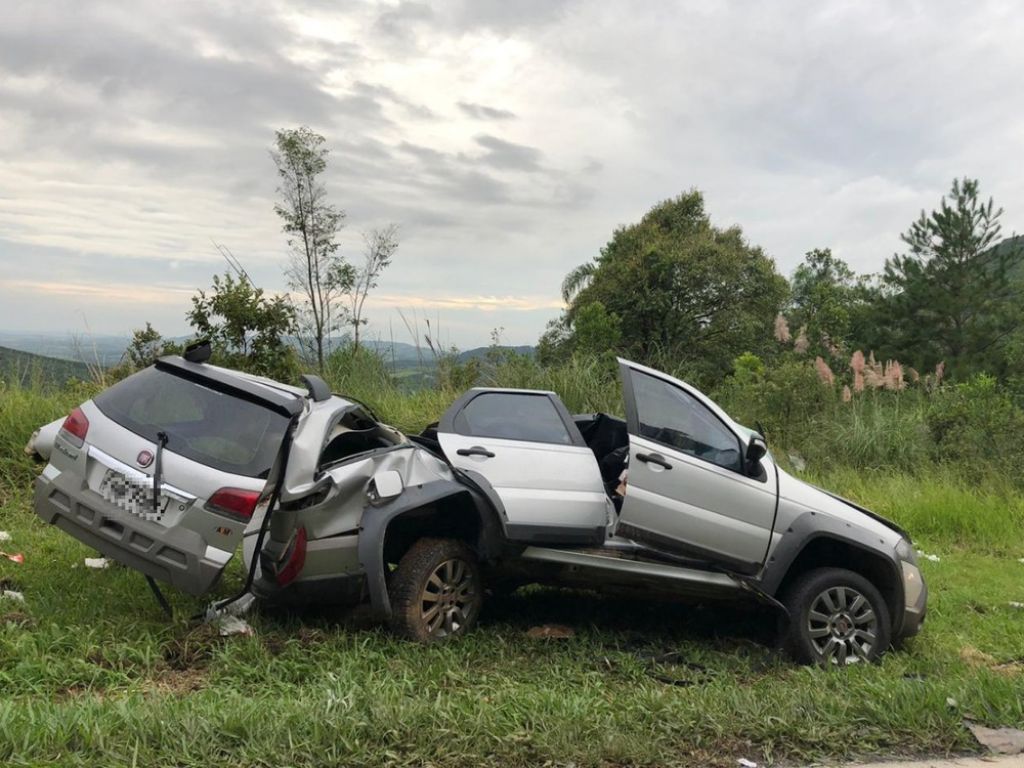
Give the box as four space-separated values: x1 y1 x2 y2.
615 360 776 575
437 388 609 545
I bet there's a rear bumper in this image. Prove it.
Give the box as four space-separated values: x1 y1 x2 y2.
35 469 231 596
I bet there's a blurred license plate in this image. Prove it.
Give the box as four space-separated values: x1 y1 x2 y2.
99 468 171 521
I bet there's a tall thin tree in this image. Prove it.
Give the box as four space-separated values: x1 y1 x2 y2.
272 126 352 372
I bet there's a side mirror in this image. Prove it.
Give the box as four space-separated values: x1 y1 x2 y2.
369 470 404 503
745 435 768 476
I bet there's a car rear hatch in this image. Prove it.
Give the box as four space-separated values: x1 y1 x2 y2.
35 357 303 596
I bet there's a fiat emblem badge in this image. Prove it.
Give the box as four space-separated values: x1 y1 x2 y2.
137 450 154 468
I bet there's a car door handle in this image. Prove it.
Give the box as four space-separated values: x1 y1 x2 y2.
636 452 672 470
457 446 495 458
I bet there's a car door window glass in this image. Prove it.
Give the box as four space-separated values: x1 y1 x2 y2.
455 393 573 445
630 371 741 471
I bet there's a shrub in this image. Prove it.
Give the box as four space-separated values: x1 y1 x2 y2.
926 374 1024 476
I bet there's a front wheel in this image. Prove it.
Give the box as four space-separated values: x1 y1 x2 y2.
389 538 483 643
782 567 892 665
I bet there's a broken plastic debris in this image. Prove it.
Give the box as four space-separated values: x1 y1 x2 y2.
946 697 958 708
84 558 110 569
737 759 759 768
1009 602 1024 609
916 551 940 562
966 722 1024 755
1 590 25 603
0 551 25 564
0 531 10 543
203 592 256 622
216 615 254 637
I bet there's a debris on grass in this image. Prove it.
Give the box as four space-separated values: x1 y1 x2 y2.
1 551 25 564
526 624 575 639
2 589 25 603
786 452 806 472
203 592 255 621
1 610 34 628
1009 602 1024 609
737 759 759 768
84 557 110 569
959 646 1024 676
965 722 1024 754
960 645 998 667
215 615 254 637
0 531 10 543
916 551 941 562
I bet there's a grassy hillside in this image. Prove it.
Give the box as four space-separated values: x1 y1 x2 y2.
0 345 92 388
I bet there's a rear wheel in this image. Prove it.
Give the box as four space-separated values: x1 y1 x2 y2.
782 567 891 665
389 538 483 643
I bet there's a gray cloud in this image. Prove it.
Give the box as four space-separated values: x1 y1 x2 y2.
458 102 517 121
1 0 1022 348
471 135 544 172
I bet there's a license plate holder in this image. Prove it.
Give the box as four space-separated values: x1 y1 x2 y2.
99 468 172 522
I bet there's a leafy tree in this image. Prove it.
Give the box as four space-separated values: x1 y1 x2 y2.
187 272 298 380
573 301 622 360
123 322 181 369
788 248 877 358
881 178 1024 377
553 190 789 384
349 225 399 349
273 126 352 372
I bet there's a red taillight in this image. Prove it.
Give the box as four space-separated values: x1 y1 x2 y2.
276 527 307 587
60 407 90 447
207 488 261 521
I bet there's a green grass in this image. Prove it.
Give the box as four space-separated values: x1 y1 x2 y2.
2 477 1024 767
3 373 1024 766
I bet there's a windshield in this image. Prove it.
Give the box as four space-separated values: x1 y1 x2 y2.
93 367 290 478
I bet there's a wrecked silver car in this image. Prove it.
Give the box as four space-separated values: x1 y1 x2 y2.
33 351 927 663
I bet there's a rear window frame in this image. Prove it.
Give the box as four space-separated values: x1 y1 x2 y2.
92 367 293 478
446 391 586 447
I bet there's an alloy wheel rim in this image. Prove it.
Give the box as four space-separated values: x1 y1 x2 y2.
807 585 878 665
419 558 475 637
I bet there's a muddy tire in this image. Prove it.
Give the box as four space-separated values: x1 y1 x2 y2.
782 567 891 665
389 538 483 643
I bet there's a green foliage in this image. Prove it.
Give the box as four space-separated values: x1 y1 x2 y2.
788 248 877 357
572 301 622 361
187 272 298 381
882 178 1024 377
123 323 182 370
714 356 833 446
554 190 789 385
925 374 1024 474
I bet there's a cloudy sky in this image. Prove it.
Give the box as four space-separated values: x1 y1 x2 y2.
1 0 1022 348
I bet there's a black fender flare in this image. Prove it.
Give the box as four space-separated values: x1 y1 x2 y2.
758 511 905 635
357 478 504 619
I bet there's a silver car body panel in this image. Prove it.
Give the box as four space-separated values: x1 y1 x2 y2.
437 387 610 542
615 360 777 572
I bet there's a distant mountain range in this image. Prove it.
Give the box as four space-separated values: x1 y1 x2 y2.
0 330 535 377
